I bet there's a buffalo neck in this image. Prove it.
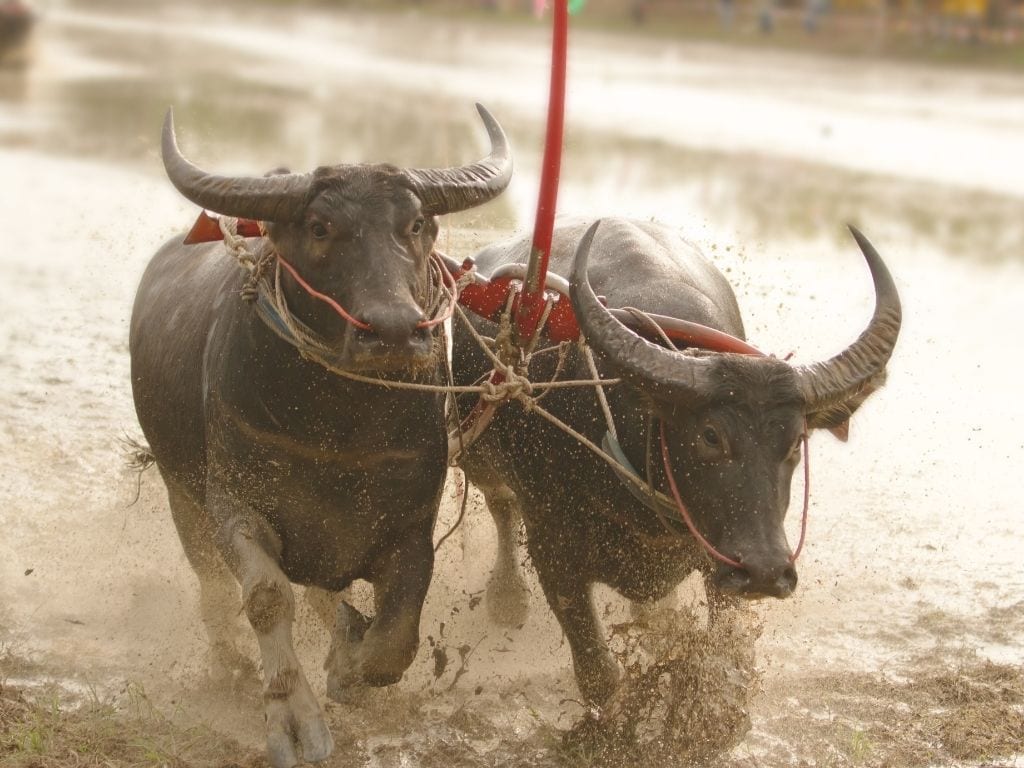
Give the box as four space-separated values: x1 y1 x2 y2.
210 286 445 454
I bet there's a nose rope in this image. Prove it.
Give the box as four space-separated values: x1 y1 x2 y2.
658 420 811 570
275 251 458 333
219 213 458 333
658 419 743 569
275 254 373 331
792 431 810 563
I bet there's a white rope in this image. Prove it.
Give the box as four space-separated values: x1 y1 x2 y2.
219 216 260 271
218 216 693 539
215 218 629 463
584 343 618 440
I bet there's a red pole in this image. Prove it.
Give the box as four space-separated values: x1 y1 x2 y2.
516 0 568 341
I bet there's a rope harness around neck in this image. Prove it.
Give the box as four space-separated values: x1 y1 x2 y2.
218 216 457 376
213 215 812 565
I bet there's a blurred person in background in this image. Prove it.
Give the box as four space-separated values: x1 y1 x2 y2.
0 0 34 66
719 0 737 29
804 0 831 31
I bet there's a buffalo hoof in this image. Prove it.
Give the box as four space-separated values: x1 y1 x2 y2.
325 601 418 696
264 681 333 768
324 602 371 702
485 570 531 628
576 648 623 707
326 677 372 706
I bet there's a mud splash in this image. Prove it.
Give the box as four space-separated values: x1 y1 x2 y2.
568 597 762 767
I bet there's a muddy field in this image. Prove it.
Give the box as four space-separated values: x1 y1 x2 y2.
1 2 1023 766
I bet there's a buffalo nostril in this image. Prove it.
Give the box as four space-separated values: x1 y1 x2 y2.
713 565 752 594
361 306 424 346
713 562 797 599
775 566 798 597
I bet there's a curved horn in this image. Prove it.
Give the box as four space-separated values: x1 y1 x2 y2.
404 103 513 216
794 225 902 413
569 221 717 401
162 109 314 222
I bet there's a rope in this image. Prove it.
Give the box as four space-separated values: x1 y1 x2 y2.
275 255 371 330
525 396 677 505
219 215 272 302
659 420 743 569
623 306 679 351
583 343 617 440
217 216 621 401
216 216 814 565
433 468 470 553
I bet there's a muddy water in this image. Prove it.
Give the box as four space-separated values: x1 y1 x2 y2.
1 3 1022 766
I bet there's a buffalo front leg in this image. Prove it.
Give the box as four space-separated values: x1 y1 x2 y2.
531 544 620 705
326 519 433 699
216 512 333 768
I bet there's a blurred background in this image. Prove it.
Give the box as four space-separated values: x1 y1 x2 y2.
1 0 1022 765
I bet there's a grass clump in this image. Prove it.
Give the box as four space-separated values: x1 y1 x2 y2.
0 680 262 768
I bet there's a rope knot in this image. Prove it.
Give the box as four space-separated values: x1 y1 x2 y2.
479 369 534 403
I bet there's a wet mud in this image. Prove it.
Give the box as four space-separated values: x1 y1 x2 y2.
2 2 1023 766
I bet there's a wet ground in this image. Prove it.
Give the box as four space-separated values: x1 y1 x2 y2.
1 2 1022 766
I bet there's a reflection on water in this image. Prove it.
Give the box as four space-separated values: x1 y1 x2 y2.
4 2 1024 256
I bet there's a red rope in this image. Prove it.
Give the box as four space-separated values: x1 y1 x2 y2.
658 420 811 569
790 432 810 563
659 420 742 568
276 254 372 330
275 252 457 333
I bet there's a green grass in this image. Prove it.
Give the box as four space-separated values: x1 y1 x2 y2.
0 681 261 768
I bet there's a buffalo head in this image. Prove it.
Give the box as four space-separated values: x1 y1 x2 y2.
570 222 901 599
161 104 512 371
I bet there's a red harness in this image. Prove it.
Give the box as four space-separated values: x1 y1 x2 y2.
186 208 814 568
176 6 812 571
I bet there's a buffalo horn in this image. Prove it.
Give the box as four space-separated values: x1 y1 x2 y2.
569 220 718 402
404 103 513 216
161 109 314 222
794 225 902 413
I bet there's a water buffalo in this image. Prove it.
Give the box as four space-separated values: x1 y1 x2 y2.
130 105 511 767
452 217 901 705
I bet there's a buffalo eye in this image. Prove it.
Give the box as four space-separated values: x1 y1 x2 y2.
701 426 721 447
410 218 426 236
310 221 329 240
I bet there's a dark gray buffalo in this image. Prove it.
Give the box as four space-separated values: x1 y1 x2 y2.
130 105 511 767
453 218 901 705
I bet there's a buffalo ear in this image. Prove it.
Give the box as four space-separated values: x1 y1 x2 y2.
805 370 888 441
